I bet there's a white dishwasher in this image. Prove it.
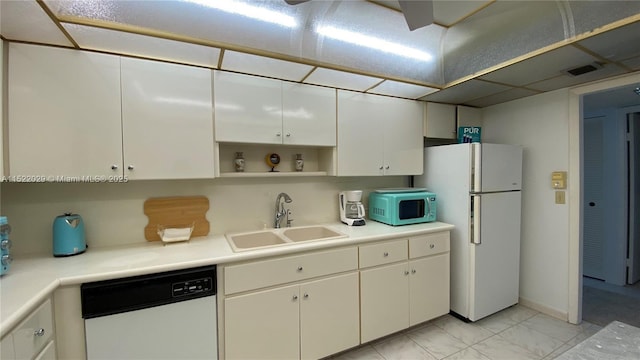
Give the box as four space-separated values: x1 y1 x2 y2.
81 265 217 360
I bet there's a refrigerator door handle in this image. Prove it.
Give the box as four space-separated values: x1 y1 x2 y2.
471 194 481 244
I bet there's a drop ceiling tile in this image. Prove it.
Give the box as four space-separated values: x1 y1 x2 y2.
367 80 438 99
479 46 599 87
526 63 628 92
621 55 640 71
304 68 382 92
221 51 313 81
1 0 73 46
62 23 220 68
420 79 510 103
465 88 540 108
577 21 640 62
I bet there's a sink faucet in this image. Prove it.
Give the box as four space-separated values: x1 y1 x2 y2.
274 192 293 228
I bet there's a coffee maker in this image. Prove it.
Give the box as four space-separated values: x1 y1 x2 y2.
339 191 366 226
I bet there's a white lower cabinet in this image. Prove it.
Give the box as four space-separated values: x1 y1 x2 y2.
359 232 450 343
222 246 359 360
1 298 56 360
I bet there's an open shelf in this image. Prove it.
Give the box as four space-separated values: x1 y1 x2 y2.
216 143 336 177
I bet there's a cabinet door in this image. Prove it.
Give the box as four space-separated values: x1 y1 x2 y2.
282 83 336 146
360 262 409 343
409 254 450 326
337 91 385 176
1 335 15 360
34 341 56 360
121 58 214 180
12 299 54 360
424 102 456 139
383 97 423 175
214 71 283 144
8 43 122 178
300 272 359 360
225 285 299 360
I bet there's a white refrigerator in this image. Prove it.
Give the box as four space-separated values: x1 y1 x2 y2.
415 143 523 321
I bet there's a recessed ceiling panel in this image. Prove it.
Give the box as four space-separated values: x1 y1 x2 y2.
304 67 382 91
621 56 640 71
1 0 73 46
526 63 628 92
569 1 640 38
577 21 640 62
465 88 540 108
479 46 601 87
443 1 570 83
221 51 313 81
367 80 438 99
63 23 221 68
421 79 510 104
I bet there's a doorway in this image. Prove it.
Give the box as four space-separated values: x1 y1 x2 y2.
580 97 640 327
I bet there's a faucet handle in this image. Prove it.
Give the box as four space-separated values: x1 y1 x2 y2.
286 209 294 227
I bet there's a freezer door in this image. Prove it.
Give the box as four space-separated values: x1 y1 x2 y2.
473 143 523 192
469 191 521 321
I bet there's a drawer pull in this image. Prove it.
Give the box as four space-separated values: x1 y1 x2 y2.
383 252 389 257
404 270 409 276
34 328 45 337
411 269 416 274
292 295 298 301
297 266 303 271
430 244 435 249
303 293 309 299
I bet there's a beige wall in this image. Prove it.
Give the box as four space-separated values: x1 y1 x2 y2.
482 89 571 317
2 176 405 256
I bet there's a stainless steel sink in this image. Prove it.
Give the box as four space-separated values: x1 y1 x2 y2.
225 226 347 252
281 226 348 243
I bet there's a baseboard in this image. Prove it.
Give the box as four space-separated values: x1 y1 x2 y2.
519 297 568 322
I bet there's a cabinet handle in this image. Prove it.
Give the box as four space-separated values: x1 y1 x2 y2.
385 165 390 170
379 166 384 170
411 269 417 274
286 133 291 137
111 164 119 170
383 252 389 257
303 293 309 299
404 270 410 276
127 165 135 170
297 266 303 272
276 132 282 137
293 295 298 301
430 244 435 249
34 328 45 337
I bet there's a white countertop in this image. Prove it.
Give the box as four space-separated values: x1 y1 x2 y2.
0 221 453 338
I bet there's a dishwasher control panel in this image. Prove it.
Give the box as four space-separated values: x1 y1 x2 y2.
172 277 214 297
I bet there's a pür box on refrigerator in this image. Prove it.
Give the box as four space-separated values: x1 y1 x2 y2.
0 216 12 276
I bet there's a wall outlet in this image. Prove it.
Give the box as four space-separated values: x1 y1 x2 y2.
555 191 566 204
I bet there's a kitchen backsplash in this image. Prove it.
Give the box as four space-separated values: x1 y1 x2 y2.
1 176 406 255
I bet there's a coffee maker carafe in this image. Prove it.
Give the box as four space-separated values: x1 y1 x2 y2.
339 191 366 226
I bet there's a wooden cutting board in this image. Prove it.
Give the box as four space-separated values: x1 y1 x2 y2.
143 196 210 241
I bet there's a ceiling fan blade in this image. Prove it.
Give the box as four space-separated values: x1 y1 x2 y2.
398 0 434 31
284 0 310 4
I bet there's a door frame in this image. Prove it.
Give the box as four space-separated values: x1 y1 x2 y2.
568 72 640 324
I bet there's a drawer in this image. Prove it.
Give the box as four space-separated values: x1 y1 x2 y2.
12 298 54 360
409 231 450 259
359 239 408 269
225 246 358 294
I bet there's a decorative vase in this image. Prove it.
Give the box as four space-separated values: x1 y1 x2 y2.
295 153 304 172
234 152 245 172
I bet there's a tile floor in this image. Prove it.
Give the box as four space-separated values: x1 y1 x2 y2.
328 305 602 360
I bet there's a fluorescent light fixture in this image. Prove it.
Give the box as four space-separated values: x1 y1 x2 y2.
183 0 297 28
316 26 433 62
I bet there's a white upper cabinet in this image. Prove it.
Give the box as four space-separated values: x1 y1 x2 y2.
424 102 456 139
214 71 336 146
8 43 122 178
121 57 214 180
282 82 336 146
214 71 282 144
337 91 423 176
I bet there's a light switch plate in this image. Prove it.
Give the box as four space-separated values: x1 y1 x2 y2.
552 171 567 189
